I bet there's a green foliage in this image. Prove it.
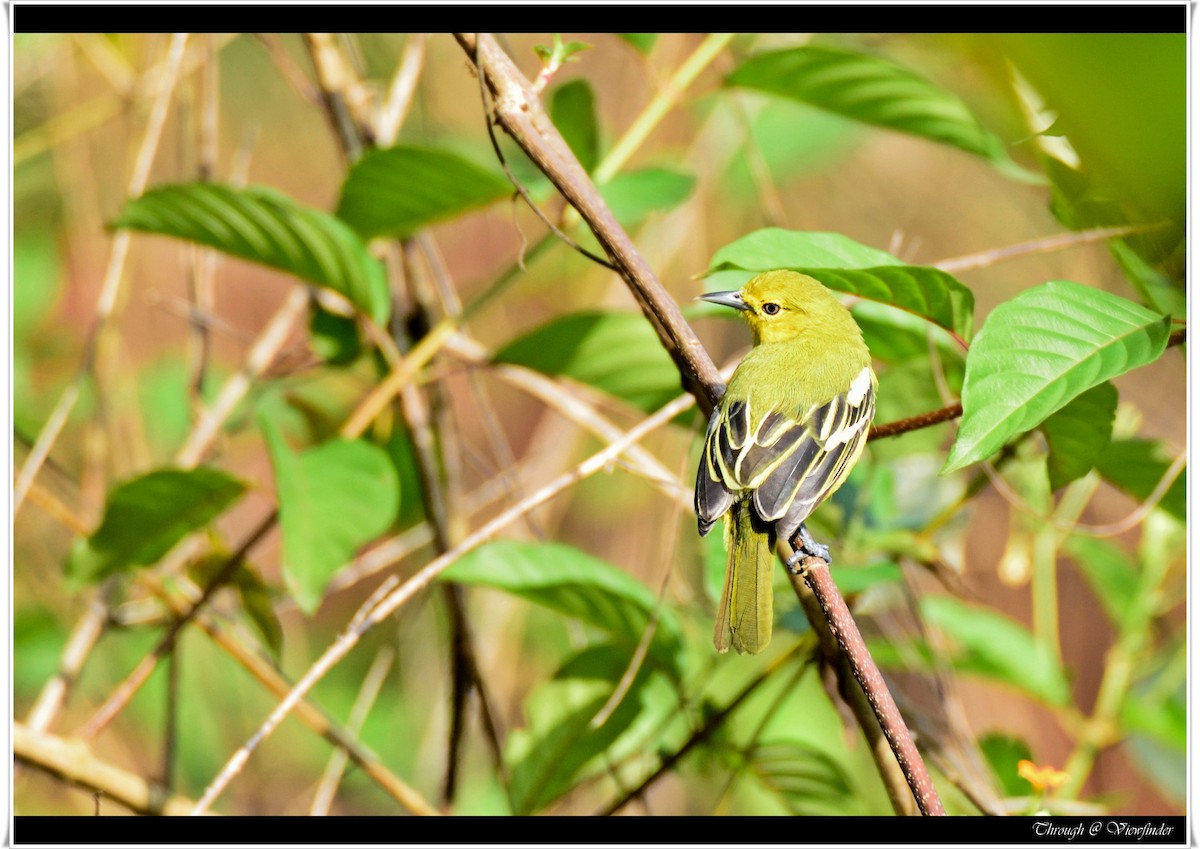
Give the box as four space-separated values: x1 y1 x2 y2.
261 417 400 613
112 182 390 325
978 733 1033 798
67 468 246 583
920 595 1071 707
494 311 682 413
335 144 511 240
1041 381 1117 490
505 643 675 814
725 45 1034 179
1095 439 1185 521
443 540 684 678
746 740 855 815
616 33 658 54
1064 535 1138 628
945 281 1170 472
709 228 975 341
550 80 600 173
599 167 696 228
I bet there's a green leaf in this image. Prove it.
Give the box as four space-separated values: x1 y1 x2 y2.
1120 682 1185 752
234 569 284 657
852 299 965 365
921 595 1071 706
14 230 61 340
1095 439 1185 521
262 418 400 613
550 80 599 174
1063 535 1137 628
506 644 670 814
709 229 975 341
1041 381 1117 490
748 741 854 815
617 33 658 54
599 167 696 228
335 144 511 240
442 540 684 677
830 561 901 595
67 468 246 583
494 311 681 413
873 355 965 460
725 46 1035 179
112 182 390 325
944 281 1170 473
978 733 1034 798
308 303 362 365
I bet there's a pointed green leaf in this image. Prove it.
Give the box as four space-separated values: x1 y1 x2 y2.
1095 438 1185 521
112 182 390 325
599 167 695 228
506 644 669 814
1063 535 1137 627
442 540 684 677
709 228 975 341
725 46 1037 180
235 569 284 657
1041 381 1118 490
550 80 599 174
617 33 658 54
335 144 511 240
978 733 1034 798
494 311 680 413
67 468 246 583
262 418 400 613
921 595 1071 706
749 741 854 815
944 281 1170 473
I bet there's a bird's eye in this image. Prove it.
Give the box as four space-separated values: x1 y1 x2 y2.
762 302 781 315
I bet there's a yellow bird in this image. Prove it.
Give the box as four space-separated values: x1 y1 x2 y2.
696 270 877 654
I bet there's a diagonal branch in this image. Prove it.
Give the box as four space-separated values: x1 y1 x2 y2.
456 32 945 817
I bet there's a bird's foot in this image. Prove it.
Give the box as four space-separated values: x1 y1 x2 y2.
785 525 832 573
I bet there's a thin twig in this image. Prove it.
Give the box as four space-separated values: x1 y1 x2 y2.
15 723 212 817
309 648 395 815
931 224 1160 275
869 403 963 441
377 34 426 147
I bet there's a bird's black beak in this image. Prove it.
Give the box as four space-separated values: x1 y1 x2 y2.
699 290 751 311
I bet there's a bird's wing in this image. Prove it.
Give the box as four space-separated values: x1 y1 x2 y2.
750 366 875 538
695 405 735 536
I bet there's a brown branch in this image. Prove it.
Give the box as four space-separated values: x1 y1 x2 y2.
455 33 724 414
456 32 945 817
788 555 945 816
15 722 213 816
869 403 963 441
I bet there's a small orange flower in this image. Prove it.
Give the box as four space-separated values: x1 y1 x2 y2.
1018 759 1069 792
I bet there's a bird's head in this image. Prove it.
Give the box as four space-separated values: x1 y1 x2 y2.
700 270 860 346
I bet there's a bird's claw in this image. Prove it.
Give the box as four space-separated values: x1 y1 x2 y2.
786 525 832 573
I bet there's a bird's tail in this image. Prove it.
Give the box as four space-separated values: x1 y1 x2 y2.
714 501 775 654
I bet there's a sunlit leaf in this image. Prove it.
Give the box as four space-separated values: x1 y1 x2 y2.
709 229 975 341
1041 381 1117 490
262 418 400 613
494 311 681 413
726 45 1037 180
944 281 1169 472
443 540 684 676
67 468 246 583
335 144 511 240
112 182 390 325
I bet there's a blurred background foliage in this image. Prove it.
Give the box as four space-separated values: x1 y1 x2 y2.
12 32 1185 817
